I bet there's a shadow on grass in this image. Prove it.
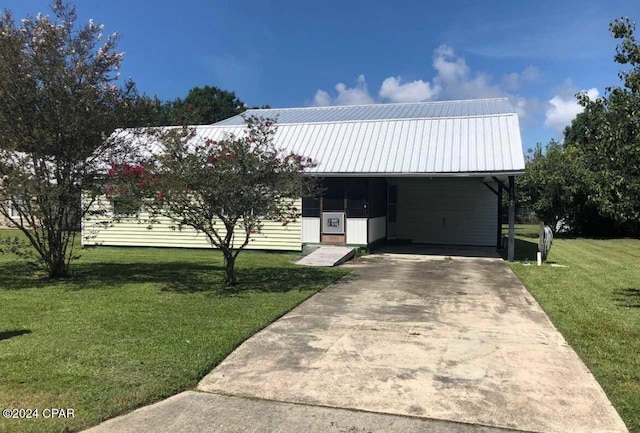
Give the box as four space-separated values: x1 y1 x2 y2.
0 260 344 295
613 288 640 308
0 329 32 341
501 238 539 262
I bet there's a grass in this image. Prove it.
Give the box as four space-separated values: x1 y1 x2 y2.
0 233 348 433
506 225 640 432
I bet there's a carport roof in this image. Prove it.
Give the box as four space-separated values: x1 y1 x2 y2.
135 98 525 177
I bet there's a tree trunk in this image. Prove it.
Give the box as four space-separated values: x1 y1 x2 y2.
223 254 237 285
47 254 69 279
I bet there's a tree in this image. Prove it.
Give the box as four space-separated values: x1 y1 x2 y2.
0 1 143 277
562 17 640 235
520 140 584 234
107 118 317 284
167 86 247 125
522 17 640 237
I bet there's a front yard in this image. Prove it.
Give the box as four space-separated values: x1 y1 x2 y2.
508 227 640 432
0 239 347 433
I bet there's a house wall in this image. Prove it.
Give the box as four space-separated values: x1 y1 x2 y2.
0 214 17 228
301 217 320 243
392 177 496 246
368 216 387 243
82 196 302 251
346 218 367 245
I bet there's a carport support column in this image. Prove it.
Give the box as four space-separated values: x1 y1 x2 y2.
508 176 515 262
496 182 503 249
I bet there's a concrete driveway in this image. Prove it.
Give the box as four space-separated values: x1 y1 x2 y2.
198 251 627 433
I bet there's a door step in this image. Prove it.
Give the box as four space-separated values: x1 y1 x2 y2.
296 246 356 267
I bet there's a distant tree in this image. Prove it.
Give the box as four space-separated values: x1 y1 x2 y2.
107 118 317 284
168 86 247 125
0 1 143 277
520 141 585 234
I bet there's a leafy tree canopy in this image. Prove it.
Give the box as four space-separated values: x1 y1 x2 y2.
107 118 318 284
0 0 145 277
522 17 640 237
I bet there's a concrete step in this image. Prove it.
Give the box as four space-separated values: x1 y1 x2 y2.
296 246 356 267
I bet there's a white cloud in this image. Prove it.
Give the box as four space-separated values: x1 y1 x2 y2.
544 87 599 132
308 45 540 122
312 89 332 107
311 74 374 106
378 76 439 102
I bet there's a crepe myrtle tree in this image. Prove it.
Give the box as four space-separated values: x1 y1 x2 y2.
0 1 145 278
107 117 318 285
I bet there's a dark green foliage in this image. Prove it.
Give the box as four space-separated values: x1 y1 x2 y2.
522 17 640 237
138 86 249 127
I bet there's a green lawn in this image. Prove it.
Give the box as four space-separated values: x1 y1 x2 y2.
507 227 640 432
0 237 348 433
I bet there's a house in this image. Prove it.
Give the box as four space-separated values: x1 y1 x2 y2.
82 98 525 259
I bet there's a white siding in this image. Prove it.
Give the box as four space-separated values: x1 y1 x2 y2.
394 178 496 246
346 218 367 245
83 197 302 251
301 217 320 243
368 216 387 243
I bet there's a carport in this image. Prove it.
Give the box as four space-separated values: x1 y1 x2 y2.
285 98 524 260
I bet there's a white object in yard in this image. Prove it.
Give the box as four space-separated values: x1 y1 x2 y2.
296 246 356 267
537 252 542 266
538 222 554 262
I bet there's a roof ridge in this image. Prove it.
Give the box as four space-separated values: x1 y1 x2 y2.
240 97 510 113
201 112 519 129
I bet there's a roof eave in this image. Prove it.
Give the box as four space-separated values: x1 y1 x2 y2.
305 170 525 178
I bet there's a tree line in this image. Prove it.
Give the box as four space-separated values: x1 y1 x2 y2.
519 17 640 237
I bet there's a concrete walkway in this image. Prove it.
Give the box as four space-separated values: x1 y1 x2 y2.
86 252 628 433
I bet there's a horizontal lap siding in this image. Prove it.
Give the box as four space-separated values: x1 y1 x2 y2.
395 178 495 246
83 197 302 251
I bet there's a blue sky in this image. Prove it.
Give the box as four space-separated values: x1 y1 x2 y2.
4 0 639 151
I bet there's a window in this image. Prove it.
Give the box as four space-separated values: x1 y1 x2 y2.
10 203 20 218
346 179 368 217
302 197 321 217
322 179 345 211
112 198 140 217
368 178 387 218
387 184 397 223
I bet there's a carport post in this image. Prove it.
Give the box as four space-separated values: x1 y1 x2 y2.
496 181 503 249
508 176 515 262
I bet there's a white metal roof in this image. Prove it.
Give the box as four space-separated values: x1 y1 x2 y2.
127 99 524 177
216 98 517 125
196 99 525 176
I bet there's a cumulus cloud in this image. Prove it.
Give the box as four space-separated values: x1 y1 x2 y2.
378 76 440 102
312 74 374 106
312 89 332 107
544 87 599 132
309 44 540 121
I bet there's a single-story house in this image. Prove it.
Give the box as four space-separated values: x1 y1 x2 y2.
82 98 525 260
